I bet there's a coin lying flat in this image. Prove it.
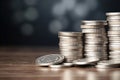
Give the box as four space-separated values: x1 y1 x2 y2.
63 63 74 67
49 64 63 68
36 54 65 66
106 12 120 16
73 59 90 65
59 32 82 36
81 25 102 28
96 60 112 68
82 20 107 26
82 29 102 33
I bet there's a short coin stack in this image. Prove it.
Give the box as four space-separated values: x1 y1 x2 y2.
58 32 83 62
81 21 107 62
106 12 120 65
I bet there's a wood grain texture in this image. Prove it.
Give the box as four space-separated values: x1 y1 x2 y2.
0 47 119 80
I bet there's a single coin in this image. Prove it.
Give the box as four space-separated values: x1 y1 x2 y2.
85 53 101 57
96 60 112 68
107 16 120 20
106 12 120 16
59 36 82 39
81 25 103 28
35 54 65 67
110 51 120 55
59 32 82 36
63 63 74 67
85 36 102 39
82 29 102 33
109 60 120 65
108 21 120 25
86 58 100 63
60 46 81 50
73 59 90 65
109 55 120 59
109 44 120 47
96 64 112 68
59 43 81 47
108 31 120 35
108 34 120 37
82 20 107 25
85 34 102 37
109 43 120 45
85 46 102 50
85 38 103 41
109 26 120 31
85 42 103 45
49 64 63 68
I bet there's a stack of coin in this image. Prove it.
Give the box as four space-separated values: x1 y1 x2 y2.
81 21 107 62
106 12 120 64
58 32 83 62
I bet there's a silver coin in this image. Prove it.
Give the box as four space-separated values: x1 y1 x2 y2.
85 46 102 50
82 29 102 33
108 31 120 35
109 41 120 43
85 34 102 37
59 43 82 46
63 63 74 67
109 43 120 45
109 26 120 31
59 32 82 37
49 64 63 68
108 21 120 25
60 46 81 50
110 51 120 55
82 20 107 26
106 12 120 16
107 15 120 20
109 60 120 65
36 54 65 66
85 53 101 57
86 58 100 63
73 59 90 65
81 25 103 28
109 55 120 59
85 39 103 42
96 60 113 68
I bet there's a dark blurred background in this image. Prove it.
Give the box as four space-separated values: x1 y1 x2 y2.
0 0 120 46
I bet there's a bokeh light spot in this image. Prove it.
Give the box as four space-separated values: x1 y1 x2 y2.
49 20 64 34
21 23 34 36
13 11 24 23
24 7 39 21
52 3 67 17
24 0 37 5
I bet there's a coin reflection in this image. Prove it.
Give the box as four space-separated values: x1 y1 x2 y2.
110 71 120 80
61 69 74 80
86 71 98 80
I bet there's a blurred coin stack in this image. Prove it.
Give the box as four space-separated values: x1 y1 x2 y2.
58 32 83 62
81 21 107 62
106 12 120 64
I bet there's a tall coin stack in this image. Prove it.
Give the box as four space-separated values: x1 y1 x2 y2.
81 21 107 62
58 32 83 62
106 12 120 64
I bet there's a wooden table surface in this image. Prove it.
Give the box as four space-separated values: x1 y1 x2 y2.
0 47 119 80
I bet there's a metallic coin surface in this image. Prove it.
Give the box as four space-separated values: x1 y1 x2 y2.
49 64 63 68
82 20 107 25
73 59 90 65
59 32 82 36
106 12 120 16
82 29 102 33
36 54 65 66
63 63 74 67
81 25 103 28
